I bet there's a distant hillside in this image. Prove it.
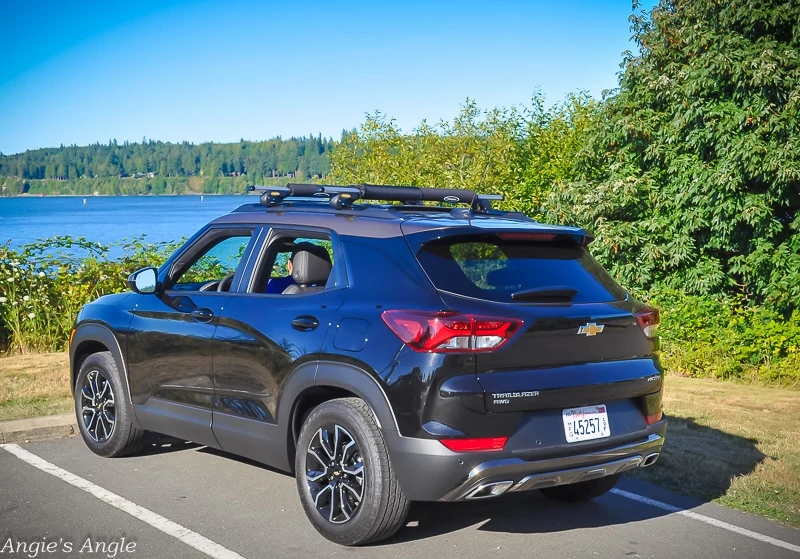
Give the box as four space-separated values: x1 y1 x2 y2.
0 136 333 195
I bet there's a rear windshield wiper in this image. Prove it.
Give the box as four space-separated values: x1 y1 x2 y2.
511 286 578 302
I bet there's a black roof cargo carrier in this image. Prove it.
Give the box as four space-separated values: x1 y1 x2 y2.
247 183 503 212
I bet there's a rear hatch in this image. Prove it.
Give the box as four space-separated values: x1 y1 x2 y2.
407 224 661 414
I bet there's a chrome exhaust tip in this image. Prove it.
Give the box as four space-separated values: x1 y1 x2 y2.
641 452 660 467
464 481 514 500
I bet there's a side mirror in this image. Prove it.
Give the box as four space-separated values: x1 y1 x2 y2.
128 267 159 294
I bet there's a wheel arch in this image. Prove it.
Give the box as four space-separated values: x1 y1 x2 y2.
70 323 140 428
278 360 400 469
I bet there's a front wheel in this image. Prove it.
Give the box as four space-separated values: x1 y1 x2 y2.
295 398 410 545
74 351 144 457
540 473 621 502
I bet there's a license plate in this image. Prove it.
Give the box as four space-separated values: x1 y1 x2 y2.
562 404 611 443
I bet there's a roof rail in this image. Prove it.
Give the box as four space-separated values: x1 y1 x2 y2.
246 183 503 212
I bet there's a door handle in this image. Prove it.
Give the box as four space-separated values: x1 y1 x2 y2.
191 308 215 323
292 315 320 331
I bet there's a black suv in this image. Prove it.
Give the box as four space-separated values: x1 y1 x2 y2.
70 184 666 545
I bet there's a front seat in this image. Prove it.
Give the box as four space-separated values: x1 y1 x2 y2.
282 248 332 294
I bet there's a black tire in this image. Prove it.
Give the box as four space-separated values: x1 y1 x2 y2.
540 473 621 503
74 351 145 458
295 397 410 546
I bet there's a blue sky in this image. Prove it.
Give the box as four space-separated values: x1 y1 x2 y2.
0 1 653 154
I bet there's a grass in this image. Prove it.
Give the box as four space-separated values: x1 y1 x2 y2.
0 352 72 422
0 352 798 527
632 375 800 528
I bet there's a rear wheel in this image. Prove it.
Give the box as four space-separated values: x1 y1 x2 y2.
540 473 621 502
75 351 144 457
295 397 410 545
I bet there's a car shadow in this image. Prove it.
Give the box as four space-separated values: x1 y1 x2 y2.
134 432 202 457
196 445 295 478
129 432 292 476
627 415 767 502
389 490 665 544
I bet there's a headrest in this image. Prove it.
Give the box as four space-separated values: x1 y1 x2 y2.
291 242 330 261
292 250 332 285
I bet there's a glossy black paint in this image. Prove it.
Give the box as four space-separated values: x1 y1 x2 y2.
70 200 666 501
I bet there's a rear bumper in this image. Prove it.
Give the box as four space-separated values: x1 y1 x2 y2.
384 419 667 502
441 432 663 501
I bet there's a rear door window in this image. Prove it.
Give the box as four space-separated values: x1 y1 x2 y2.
416 235 626 303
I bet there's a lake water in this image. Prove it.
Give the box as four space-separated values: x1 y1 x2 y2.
0 195 253 258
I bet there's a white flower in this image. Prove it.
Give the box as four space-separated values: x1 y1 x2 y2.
0 297 6 303
27 312 35 319
23 295 30 302
38 272 45 277
6 277 14 282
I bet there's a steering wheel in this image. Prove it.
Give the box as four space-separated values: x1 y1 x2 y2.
217 272 236 292
198 280 219 292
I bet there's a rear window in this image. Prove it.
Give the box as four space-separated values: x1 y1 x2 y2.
416 235 626 303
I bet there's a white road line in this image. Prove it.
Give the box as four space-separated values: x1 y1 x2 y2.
610 488 800 554
0 443 247 559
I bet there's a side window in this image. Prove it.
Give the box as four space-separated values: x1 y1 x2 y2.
251 234 336 295
171 233 253 292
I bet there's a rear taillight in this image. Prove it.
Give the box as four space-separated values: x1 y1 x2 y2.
636 306 660 338
381 310 522 353
646 411 663 425
439 437 508 452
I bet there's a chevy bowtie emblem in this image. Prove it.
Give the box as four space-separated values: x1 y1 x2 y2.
578 322 605 336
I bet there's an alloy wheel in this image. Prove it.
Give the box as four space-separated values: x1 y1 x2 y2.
305 424 364 524
80 369 116 443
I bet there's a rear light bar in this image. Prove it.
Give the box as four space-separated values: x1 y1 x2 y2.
646 411 663 425
498 232 557 242
439 437 508 452
381 310 522 353
636 306 660 338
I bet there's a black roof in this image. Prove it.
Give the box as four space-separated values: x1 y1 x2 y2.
213 199 591 242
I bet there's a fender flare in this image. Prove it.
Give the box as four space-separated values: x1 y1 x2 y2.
276 360 400 436
70 322 140 428
315 360 399 432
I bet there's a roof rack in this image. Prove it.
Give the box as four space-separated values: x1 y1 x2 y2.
246 183 503 212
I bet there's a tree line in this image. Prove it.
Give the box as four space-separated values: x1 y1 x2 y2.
0 135 333 184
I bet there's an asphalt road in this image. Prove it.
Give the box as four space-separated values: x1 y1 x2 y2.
1 435 799 558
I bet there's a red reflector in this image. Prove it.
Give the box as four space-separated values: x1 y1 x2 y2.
439 437 508 452
636 306 661 338
645 411 663 425
381 310 521 353
498 232 557 242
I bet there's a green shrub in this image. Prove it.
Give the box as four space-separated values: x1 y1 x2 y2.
650 289 800 385
0 237 180 353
